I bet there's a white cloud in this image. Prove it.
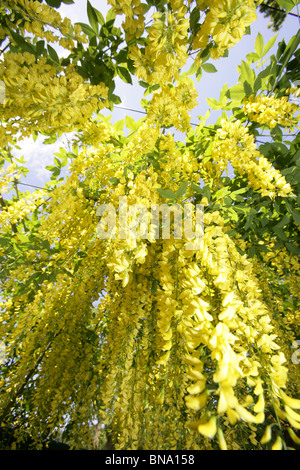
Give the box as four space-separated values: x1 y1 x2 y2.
11 135 67 188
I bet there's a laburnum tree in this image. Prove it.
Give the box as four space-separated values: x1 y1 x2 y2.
0 0 300 451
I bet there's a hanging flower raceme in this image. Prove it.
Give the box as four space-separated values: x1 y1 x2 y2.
0 161 23 194
243 94 300 130
211 118 293 198
2 0 87 48
1 116 300 450
0 52 108 145
1 0 300 450
192 0 257 62
146 78 198 131
0 188 47 230
108 0 145 39
129 8 189 85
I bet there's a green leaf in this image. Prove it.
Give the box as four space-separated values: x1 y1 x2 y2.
226 207 239 222
255 32 264 57
138 80 149 89
202 63 217 73
36 39 45 56
106 7 116 22
243 81 253 96
46 0 61 7
125 115 137 131
87 0 99 34
196 67 202 82
230 187 248 200
273 214 290 229
151 279 158 295
262 34 278 57
117 66 132 84
157 188 177 200
214 187 230 200
240 60 255 88
176 181 188 198
9 30 35 54
114 119 124 132
54 157 62 168
43 136 57 145
244 215 254 230
273 227 288 241
254 76 262 95
47 44 59 64
246 52 260 64
109 177 120 185
219 83 229 104
109 94 122 107
51 168 60 179
206 98 221 110
292 209 300 226
191 183 203 194
75 22 96 38
277 0 296 13
202 185 211 202
94 9 105 25
226 83 246 102
286 242 300 254
190 6 200 31
16 234 29 244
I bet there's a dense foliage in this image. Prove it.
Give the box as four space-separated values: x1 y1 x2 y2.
0 0 300 450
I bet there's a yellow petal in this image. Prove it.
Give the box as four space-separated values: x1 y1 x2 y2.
185 393 208 411
274 402 286 420
222 291 235 307
218 390 228 414
271 435 283 450
197 416 217 439
285 405 300 423
217 427 227 450
162 329 172 341
287 428 300 445
184 355 203 366
260 425 273 444
162 339 172 351
254 394 265 413
255 412 265 423
280 391 300 410
187 380 206 395
186 366 205 381
156 351 170 365
286 415 300 429
235 404 257 423
226 407 239 425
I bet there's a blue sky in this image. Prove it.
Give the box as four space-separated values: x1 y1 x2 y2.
11 1 300 191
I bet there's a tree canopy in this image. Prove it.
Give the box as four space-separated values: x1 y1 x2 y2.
0 0 300 451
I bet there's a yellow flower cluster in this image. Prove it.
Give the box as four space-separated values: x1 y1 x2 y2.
146 78 198 131
192 0 257 62
112 0 257 81
2 118 299 450
0 161 22 194
211 119 293 198
129 8 189 85
0 188 47 230
74 119 114 148
108 0 145 39
2 0 87 48
1 0 299 452
243 94 300 130
0 52 108 145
